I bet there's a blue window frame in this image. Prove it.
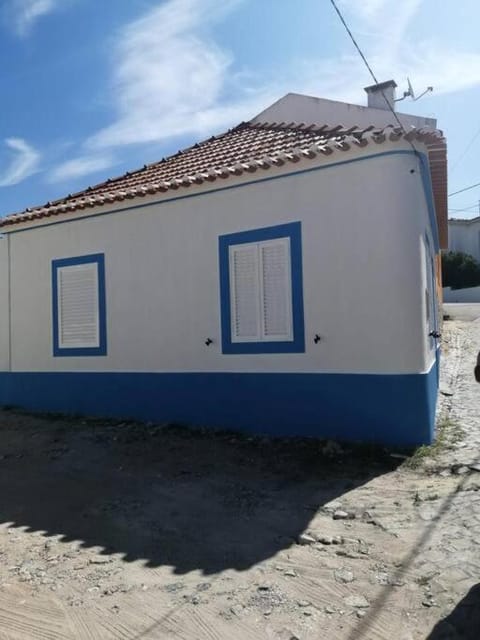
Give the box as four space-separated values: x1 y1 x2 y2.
52 253 107 357
219 221 305 354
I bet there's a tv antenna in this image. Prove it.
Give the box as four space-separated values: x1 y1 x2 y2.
395 77 433 103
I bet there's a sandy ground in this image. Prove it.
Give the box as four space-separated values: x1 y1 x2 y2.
0 312 479 639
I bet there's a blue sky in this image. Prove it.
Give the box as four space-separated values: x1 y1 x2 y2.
1 0 480 218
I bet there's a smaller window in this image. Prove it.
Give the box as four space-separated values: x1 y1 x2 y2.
219 222 305 354
52 253 107 357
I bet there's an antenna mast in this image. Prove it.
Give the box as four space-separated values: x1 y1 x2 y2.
395 78 433 103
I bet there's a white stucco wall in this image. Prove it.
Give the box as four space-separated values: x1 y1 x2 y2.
448 219 480 261
443 286 480 303
252 93 437 130
0 144 435 376
0 236 9 371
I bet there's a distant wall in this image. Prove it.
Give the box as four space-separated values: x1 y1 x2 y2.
443 286 480 303
252 93 437 130
448 220 480 262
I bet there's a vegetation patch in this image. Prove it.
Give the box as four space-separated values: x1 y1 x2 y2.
403 418 463 470
442 250 480 290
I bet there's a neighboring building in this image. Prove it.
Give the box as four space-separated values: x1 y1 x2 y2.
0 81 447 446
448 217 480 261
444 217 480 302
253 84 437 130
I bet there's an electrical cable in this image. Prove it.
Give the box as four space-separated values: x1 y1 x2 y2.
448 204 479 213
328 0 418 156
448 181 480 198
450 125 480 173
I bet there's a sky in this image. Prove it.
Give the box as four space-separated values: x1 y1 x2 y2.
0 0 479 219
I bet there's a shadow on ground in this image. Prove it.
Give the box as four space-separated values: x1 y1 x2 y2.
0 409 399 575
426 583 480 640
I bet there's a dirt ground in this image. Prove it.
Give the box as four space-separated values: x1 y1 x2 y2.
0 315 479 639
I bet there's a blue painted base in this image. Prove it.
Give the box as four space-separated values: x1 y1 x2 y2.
0 362 438 446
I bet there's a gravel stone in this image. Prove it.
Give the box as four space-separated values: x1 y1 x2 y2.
297 600 311 607
297 533 316 546
334 568 354 584
344 595 369 609
453 466 469 475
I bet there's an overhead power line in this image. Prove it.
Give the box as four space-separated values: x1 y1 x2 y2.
328 0 418 155
450 124 480 173
448 203 480 213
448 181 480 198
448 208 479 215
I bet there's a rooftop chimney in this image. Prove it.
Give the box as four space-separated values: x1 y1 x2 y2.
364 80 397 111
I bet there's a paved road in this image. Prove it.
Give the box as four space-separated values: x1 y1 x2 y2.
437 315 480 469
0 320 479 640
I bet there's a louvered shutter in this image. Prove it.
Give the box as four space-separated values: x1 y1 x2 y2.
57 263 99 348
228 236 294 344
229 244 261 341
260 238 293 340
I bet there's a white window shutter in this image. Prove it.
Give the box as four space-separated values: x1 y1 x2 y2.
229 244 261 341
260 239 293 340
58 263 99 348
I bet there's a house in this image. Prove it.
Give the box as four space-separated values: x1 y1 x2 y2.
0 81 447 446
448 217 480 261
444 216 480 302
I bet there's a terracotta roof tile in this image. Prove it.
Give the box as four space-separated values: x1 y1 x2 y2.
0 121 446 234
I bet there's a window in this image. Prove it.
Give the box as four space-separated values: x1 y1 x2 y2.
230 237 293 342
219 222 305 354
52 253 107 356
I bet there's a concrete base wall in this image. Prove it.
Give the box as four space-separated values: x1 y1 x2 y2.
443 286 480 303
0 360 438 446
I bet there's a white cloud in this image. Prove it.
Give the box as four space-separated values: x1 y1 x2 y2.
376 46 480 97
0 138 40 187
48 0 480 183
10 0 59 35
340 0 420 26
88 0 261 150
340 0 389 20
334 0 423 80
336 0 422 63
306 0 480 104
49 154 115 183
85 0 464 151
296 47 480 110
